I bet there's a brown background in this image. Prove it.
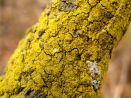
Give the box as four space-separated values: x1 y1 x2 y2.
0 0 131 98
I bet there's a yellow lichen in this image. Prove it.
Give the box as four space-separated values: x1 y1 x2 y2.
0 0 131 98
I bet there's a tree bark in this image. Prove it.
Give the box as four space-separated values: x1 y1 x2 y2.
0 0 131 98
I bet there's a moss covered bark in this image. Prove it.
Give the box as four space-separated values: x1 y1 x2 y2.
0 0 131 98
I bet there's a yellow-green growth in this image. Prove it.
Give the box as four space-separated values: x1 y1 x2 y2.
0 0 131 98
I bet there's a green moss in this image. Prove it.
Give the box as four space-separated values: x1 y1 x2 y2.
0 0 131 97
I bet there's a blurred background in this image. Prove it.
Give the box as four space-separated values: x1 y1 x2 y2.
0 0 131 98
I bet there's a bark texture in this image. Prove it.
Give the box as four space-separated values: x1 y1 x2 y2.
0 0 131 98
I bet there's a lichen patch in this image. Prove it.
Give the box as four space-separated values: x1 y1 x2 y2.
86 61 100 78
58 0 76 11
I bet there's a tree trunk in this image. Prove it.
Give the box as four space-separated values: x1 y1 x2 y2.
0 0 131 98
